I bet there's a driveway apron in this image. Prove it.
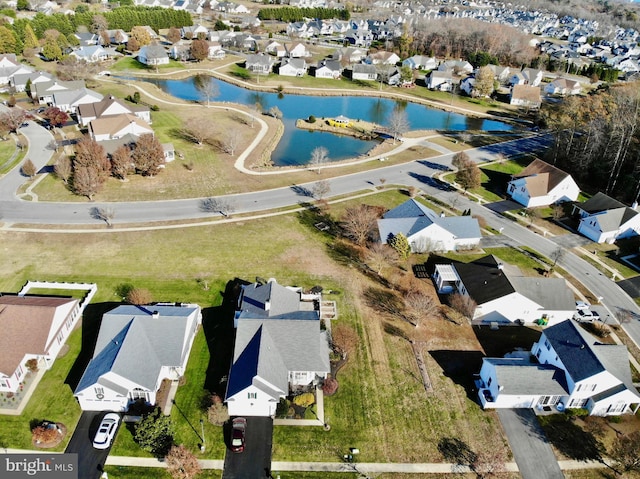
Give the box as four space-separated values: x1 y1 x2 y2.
498 409 564 479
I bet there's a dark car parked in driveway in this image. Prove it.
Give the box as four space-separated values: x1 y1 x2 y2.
230 417 247 453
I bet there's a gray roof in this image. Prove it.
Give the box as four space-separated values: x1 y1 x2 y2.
377 199 481 243
139 45 168 60
237 281 317 320
352 63 378 74
591 207 639 233
577 191 625 214
508 276 575 311
487 358 568 395
75 304 199 394
227 319 330 399
52 88 102 106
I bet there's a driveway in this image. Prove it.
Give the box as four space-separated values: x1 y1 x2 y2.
65 411 120 479
497 409 564 479
222 417 273 479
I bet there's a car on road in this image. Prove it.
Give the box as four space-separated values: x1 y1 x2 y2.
230 417 247 453
575 300 591 310
574 309 600 322
93 413 120 450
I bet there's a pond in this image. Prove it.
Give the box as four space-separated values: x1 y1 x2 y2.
135 76 514 166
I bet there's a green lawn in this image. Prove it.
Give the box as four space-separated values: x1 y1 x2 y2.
111 57 185 72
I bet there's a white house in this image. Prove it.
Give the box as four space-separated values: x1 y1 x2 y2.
426 71 453 91
544 77 582 96
351 63 378 81
285 42 310 58
225 279 330 417
459 76 476 96
77 95 151 126
89 114 154 141
33 80 85 103
432 254 575 325
265 41 286 58
278 58 307 77
402 55 437 71
9 71 54 93
510 68 543 86
477 320 640 416
377 199 481 253
366 50 400 65
0 54 34 85
74 303 202 411
510 85 542 109
52 88 103 114
245 53 275 74
573 192 640 244
507 158 580 207
137 45 170 66
438 59 473 74
0 288 95 393
69 46 109 63
314 59 342 79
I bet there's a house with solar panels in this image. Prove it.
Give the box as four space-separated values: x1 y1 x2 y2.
74 303 201 411
377 199 481 253
225 279 330 417
477 320 640 416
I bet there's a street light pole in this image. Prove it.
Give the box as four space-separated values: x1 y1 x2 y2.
200 419 205 452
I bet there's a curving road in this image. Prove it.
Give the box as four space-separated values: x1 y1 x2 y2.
1 120 639 351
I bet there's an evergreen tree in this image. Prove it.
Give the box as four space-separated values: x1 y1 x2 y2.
0 26 18 54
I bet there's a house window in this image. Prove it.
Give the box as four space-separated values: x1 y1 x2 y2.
538 395 560 406
248 392 257 399
569 398 588 408
544 339 551 350
130 388 148 401
487 377 492 387
607 403 626 414
0 379 9 388
293 372 308 382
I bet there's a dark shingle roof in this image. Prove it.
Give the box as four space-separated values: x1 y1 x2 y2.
453 255 515 305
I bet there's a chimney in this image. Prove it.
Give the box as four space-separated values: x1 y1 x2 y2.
152 310 159 319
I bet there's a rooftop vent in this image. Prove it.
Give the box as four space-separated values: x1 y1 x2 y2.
152 310 159 319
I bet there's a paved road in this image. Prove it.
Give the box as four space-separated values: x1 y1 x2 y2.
65 411 118 479
497 409 565 479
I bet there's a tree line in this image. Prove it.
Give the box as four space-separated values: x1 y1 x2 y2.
542 81 640 204
257 7 350 22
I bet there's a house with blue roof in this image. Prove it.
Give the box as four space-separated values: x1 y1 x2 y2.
74 303 201 411
226 279 330 417
377 199 481 253
477 319 640 416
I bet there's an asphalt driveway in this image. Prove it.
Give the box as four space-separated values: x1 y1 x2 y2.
65 411 120 479
222 417 273 479
498 409 564 479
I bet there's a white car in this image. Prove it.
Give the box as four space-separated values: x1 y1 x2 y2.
574 309 600 323
575 301 591 310
93 413 120 449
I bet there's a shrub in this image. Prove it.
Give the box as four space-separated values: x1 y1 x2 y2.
207 402 229 426
322 378 338 395
292 392 315 407
25 358 39 373
151 104 159 111
32 425 59 444
126 287 152 305
308 115 316 123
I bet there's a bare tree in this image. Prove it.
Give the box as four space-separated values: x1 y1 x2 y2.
126 287 152 305
91 207 116 227
524 207 539 226
132 134 165 176
54 156 72 184
207 402 229 426
311 179 331 200
366 242 397 275
473 66 495 98
310 146 329 174
111 144 132 180
471 449 508 479
165 445 202 479
449 293 477 320
331 323 359 357
194 74 219 107
404 291 440 327
388 108 410 144
183 120 211 146
340 204 381 246
268 106 282 119
222 130 240 156
72 165 104 200
608 431 640 475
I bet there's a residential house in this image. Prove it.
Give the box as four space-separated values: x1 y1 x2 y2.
402 54 438 71
69 46 109 63
9 71 54 93
0 286 96 393
225 279 330 417
544 77 582 96
245 53 275 74
510 68 543 86
573 192 640 244
265 41 286 58
351 63 378 81
137 45 170 66
314 59 342 79
285 42 310 58
477 319 640 416
485 64 511 84
106 29 129 45
207 42 225 60
0 54 33 85
89 114 154 141
74 304 202 411
432 254 575 325
52 88 103 114
426 70 453 91
377 199 481 253
33 80 85 104
510 84 542 109
345 29 374 47
74 32 99 46
169 41 192 62
181 24 208 39
77 95 151 127
331 47 366 64
459 76 476 96
278 58 307 77
507 158 580 207
438 60 473 75
365 50 400 65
